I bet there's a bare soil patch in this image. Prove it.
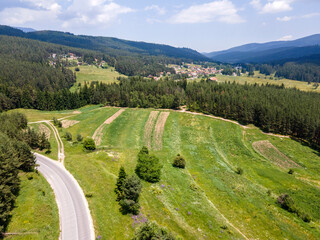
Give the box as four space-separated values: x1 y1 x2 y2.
153 112 170 150
143 111 159 149
39 124 51 139
253 140 300 168
93 109 125 146
72 111 81 114
61 120 80 128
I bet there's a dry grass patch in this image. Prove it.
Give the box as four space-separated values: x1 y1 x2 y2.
39 124 51 139
153 112 170 150
253 140 300 168
61 120 80 128
93 109 125 145
143 111 159 148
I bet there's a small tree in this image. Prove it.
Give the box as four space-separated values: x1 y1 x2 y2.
277 194 296 212
83 137 96 151
77 133 83 142
115 166 127 201
173 154 186 168
64 131 72 141
132 221 176 240
119 175 142 215
235 167 243 175
135 146 162 183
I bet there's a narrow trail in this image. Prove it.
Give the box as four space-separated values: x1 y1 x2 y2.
46 121 65 164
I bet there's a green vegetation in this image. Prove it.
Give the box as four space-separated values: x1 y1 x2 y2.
132 221 176 240
135 147 162 183
20 106 320 239
119 175 142 215
115 166 127 202
69 65 124 92
4 172 59 240
172 154 186 169
83 137 96 151
216 72 320 93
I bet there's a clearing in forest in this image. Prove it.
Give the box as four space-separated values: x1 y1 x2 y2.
143 111 159 149
253 140 300 168
61 120 80 128
92 109 125 145
153 112 170 150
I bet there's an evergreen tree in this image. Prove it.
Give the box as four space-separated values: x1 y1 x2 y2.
115 166 127 202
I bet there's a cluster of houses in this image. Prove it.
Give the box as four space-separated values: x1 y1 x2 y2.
49 53 108 67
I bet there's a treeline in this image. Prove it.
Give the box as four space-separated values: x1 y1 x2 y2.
1 77 320 148
186 81 320 147
247 63 320 83
0 112 50 234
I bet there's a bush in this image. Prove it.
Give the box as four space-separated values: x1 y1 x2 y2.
75 67 80 72
83 137 96 151
119 174 142 215
235 167 243 175
288 169 294 174
77 133 83 142
52 117 62 127
135 146 162 183
64 131 72 141
132 221 176 240
173 154 186 168
277 194 296 212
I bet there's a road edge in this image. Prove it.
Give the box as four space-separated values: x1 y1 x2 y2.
35 153 95 240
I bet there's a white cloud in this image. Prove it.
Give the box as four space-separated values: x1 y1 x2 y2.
0 0 134 30
145 5 166 15
278 34 293 41
277 16 291 21
261 0 293 14
171 0 244 24
250 0 262 10
276 12 320 22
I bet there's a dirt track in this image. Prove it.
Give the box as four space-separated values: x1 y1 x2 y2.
143 111 159 149
153 112 170 150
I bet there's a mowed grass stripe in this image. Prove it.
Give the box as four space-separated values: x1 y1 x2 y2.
93 109 125 145
153 112 170 150
143 111 159 149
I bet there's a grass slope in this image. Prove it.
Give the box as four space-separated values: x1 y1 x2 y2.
15 106 320 239
4 172 59 240
69 65 125 92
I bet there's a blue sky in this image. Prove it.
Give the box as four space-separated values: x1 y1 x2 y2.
0 0 319 52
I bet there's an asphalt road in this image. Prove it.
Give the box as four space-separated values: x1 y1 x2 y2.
36 153 94 240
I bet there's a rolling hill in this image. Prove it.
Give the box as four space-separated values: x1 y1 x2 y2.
205 34 320 64
0 25 208 61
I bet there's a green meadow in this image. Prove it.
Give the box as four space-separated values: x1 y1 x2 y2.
8 106 320 239
69 65 125 92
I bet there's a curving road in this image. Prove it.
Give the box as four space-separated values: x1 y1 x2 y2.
35 153 95 240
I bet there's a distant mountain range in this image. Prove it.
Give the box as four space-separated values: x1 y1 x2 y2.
14 27 36 33
204 34 320 64
0 25 208 61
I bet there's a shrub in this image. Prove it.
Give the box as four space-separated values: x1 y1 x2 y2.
75 67 80 72
299 212 312 223
64 131 72 141
52 117 62 127
173 154 186 168
76 133 83 142
277 194 296 212
235 167 243 175
119 175 142 215
83 137 96 151
288 169 294 174
135 146 162 183
132 221 176 240
115 166 127 201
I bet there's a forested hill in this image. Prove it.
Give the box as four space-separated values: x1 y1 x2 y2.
205 34 320 64
0 25 208 61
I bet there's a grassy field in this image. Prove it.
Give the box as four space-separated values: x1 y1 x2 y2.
14 106 320 239
215 72 320 93
69 65 125 92
4 172 59 240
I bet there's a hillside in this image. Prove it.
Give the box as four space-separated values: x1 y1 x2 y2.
0 25 208 62
13 105 320 239
205 34 320 64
